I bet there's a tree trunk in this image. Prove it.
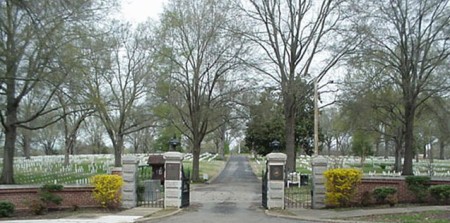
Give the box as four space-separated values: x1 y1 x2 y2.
1 104 18 184
219 125 226 160
114 134 124 167
422 144 427 159
284 92 296 173
22 129 31 159
439 140 445 160
375 138 380 156
429 138 433 164
393 128 403 173
327 139 332 156
284 114 296 173
384 137 389 159
64 132 76 166
192 139 201 182
402 103 415 176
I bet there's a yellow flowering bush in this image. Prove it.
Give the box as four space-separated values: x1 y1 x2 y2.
324 168 362 207
91 175 124 209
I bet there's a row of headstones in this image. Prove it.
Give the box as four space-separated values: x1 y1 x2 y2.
16 174 91 185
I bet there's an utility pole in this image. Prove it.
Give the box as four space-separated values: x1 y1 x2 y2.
314 78 319 155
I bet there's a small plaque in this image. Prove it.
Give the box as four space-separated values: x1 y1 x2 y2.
166 163 180 180
270 165 284 181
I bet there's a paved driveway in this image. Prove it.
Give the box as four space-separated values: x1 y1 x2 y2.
147 155 303 223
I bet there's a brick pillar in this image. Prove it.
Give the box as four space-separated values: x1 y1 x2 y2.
121 156 139 209
163 151 184 208
266 152 287 209
312 156 327 209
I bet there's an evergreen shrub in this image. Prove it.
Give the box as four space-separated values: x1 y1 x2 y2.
0 201 15 217
405 176 430 203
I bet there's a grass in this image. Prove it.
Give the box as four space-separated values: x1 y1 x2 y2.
183 159 227 182
296 166 312 174
248 156 265 178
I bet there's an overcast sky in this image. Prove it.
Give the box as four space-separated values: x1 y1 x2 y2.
120 0 166 23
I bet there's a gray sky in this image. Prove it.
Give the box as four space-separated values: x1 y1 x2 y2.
120 0 165 22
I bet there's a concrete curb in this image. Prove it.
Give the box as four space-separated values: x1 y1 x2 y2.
265 205 450 223
264 210 374 223
134 208 182 222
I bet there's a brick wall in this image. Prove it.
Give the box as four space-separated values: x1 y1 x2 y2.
352 177 450 204
0 185 99 211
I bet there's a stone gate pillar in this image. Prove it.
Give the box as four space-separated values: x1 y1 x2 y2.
266 152 287 209
312 156 327 209
122 156 139 209
163 151 184 208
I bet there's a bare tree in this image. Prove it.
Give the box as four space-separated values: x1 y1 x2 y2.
0 0 113 184
157 0 252 181
243 0 359 171
352 0 450 175
82 22 156 167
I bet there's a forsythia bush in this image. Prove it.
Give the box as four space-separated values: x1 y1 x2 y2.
91 175 124 208
324 168 362 207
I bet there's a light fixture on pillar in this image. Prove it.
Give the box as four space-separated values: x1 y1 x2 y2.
270 140 280 153
169 136 180 151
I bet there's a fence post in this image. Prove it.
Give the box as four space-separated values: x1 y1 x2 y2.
312 156 327 209
266 152 287 209
122 156 139 209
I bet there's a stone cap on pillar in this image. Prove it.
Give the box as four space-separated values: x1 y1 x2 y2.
266 152 287 163
311 155 327 166
163 151 184 162
122 156 139 165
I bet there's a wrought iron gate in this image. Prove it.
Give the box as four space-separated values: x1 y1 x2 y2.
181 167 190 207
137 165 164 208
284 173 311 208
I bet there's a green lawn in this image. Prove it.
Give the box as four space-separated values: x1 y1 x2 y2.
183 159 227 182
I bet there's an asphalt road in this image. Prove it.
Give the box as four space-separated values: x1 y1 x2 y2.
148 155 304 223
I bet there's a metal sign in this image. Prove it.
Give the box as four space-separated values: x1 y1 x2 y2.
270 165 284 181
165 163 180 180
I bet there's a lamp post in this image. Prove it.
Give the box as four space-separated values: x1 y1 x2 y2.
270 140 281 153
169 136 179 151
